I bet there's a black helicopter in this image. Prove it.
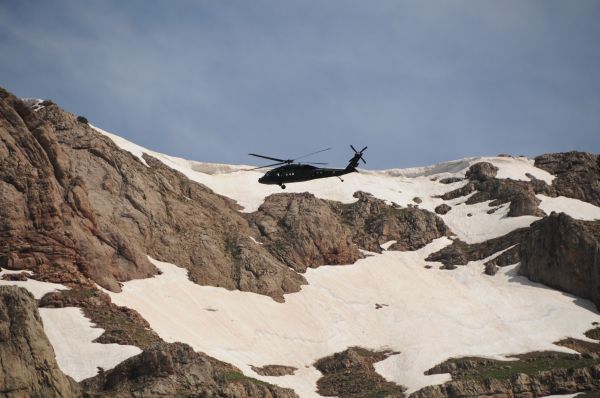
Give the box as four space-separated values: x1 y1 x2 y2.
248 145 367 189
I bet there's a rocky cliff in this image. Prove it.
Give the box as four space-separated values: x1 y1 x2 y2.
535 151 600 206
0 286 79 398
519 212 600 309
0 87 307 301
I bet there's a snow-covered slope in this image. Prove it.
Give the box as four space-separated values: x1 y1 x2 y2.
91 128 599 395
108 247 598 396
5 125 599 396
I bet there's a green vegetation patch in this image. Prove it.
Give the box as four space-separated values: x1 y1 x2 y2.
222 371 274 387
432 352 600 382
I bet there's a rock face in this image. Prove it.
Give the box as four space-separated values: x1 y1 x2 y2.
0 286 80 398
413 351 600 398
247 193 362 272
0 87 305 301
519 212 600 309
535 151 600 206
314 347 405 397
333 192 450 253
81 342 298 398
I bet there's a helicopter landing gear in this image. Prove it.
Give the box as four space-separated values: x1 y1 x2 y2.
280 184 286 189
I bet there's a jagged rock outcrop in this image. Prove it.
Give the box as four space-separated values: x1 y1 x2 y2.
333 192 450 253
535 151 600 206
519 212 600 309
413 351 600 398
0 286 80 398
411 366 600 398
425 228 528 268
0 87 305 301
81 342 298 397
440 162 545 217
250 365 297 377
247 193 362 272
314 347 405 397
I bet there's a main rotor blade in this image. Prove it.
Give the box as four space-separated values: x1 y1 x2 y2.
294 147 331 161
305 162 328 165
248 153 288 162
246 161 286 171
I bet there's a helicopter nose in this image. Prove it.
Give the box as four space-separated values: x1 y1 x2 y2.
258 176 264 183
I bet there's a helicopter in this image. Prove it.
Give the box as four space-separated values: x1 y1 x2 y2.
248 145 367 189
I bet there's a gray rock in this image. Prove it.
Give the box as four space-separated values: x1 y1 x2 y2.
438 177 463 184
465 162 498 182
484 262 498 276
435 204 451 215
535 151 600 207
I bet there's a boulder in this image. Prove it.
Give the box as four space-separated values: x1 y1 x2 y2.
465 162 498 182
519 212 600 310
435 204 451 215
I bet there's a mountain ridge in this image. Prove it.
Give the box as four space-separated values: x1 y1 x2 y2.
1 87 599 397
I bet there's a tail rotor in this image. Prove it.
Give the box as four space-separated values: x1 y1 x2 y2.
349 145 367 164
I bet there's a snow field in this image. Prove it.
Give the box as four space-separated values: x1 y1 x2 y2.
109 245 599 397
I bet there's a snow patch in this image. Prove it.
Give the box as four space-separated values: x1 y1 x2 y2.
440 200 540 244
380 240 397 250
249 236 263 245
109 246 599 396
537 195 600 221
485 156 555 184
0 269 66 299
40 307 142 381
21 98 45 111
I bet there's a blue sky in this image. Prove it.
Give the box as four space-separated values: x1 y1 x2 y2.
1 1 599 169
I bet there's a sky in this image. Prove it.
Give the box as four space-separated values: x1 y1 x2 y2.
1 1 599 169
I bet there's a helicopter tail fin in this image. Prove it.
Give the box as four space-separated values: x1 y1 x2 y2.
345 145 367 171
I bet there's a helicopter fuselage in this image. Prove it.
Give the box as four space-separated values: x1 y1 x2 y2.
258 164 355 187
